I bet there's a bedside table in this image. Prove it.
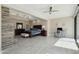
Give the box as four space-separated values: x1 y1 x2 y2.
41 30 47 36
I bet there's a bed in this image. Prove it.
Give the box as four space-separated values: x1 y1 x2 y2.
24 25 42 37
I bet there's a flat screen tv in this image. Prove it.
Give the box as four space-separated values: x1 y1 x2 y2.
57 28 62 31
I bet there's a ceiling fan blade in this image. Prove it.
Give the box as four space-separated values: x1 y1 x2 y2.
43 11 49 13
52 10 59 12
43 10 59 13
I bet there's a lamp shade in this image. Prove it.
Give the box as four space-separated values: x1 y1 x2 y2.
42 25 45 29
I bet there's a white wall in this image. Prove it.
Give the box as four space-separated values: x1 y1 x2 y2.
47 16 74 38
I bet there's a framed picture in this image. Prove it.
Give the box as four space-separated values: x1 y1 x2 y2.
16 23 23 29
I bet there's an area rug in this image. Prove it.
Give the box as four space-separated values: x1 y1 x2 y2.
55 38 79 50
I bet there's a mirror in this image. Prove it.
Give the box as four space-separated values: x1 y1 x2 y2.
16 23 23 29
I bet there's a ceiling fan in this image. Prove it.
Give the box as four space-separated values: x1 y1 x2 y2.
43 6 59 14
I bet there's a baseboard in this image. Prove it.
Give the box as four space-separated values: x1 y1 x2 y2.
47 33 74 38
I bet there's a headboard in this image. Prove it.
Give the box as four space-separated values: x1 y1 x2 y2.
33 25 42 29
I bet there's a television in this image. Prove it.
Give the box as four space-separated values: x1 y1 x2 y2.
57 28 63 31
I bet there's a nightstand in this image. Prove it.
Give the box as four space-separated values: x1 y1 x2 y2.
41 30 47 36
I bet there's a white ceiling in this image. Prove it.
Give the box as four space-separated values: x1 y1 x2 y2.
3 4 77 20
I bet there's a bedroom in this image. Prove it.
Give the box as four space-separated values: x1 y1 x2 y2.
1 4 79 54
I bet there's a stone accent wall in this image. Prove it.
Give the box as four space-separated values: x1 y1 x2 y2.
1 6 15 50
